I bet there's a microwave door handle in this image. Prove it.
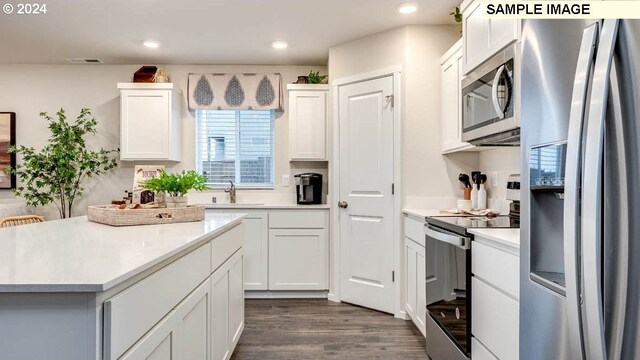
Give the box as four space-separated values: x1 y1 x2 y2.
563 22 599 360
491 64 506 119
582 19 620 360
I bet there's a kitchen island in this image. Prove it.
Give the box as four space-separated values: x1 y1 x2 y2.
0 213 246 360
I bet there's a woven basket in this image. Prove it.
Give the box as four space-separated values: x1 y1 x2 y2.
87 205 205 227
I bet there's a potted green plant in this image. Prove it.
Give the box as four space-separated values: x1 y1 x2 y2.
7 108 119 218
307 70 328 84
450 6 462 34
139 170 209 208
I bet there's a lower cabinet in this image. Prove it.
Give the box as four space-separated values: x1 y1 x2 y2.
471 237 519 360
268 229 327 290
120 280 210 360
211 250 245 360
404 237 426 336
241 212 268 291
207 209 329 293
119 251 244 360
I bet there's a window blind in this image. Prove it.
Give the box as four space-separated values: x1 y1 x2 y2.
196 109 275 188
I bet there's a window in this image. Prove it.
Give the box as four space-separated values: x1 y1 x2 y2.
196 110 275 188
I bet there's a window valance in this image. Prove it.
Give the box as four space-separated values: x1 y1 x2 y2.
188 73 283 110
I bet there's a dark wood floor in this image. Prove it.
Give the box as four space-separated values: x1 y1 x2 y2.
230 299 427 360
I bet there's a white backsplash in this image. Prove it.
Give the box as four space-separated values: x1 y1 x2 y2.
478 147 521 214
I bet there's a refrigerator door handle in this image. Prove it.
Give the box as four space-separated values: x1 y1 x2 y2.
582 19 620 360
564 22 599 360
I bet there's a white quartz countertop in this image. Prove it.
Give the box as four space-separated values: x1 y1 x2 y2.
402 208 463 220
468 228 520 250
0 213 244 293
202 203 330 210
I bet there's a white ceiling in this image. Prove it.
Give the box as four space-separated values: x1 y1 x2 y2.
0 0 460 65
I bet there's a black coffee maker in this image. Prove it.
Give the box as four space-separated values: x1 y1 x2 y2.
294 173 323 205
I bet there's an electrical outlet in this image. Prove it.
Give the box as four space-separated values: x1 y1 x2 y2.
211 197 217 203
282 174 290 187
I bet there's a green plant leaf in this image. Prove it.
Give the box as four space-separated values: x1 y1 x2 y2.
10 108 120 218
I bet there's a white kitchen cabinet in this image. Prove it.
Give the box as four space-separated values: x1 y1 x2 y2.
118 83 182 161
268 229 327 290
471 236 519 360
207 210 268 290
287 84 329 161
461 0 519 74
239 212 268 290
441 40 473 154
403 215 427 337
206 208 329 293
211 250 244 360
404 237 426 337
119 280 211 360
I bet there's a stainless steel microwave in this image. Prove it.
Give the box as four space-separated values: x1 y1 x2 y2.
461 44 519 146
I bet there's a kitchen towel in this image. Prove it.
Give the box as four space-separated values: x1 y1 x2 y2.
188 73 283 111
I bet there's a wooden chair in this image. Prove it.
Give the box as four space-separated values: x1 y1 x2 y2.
0 215 45 228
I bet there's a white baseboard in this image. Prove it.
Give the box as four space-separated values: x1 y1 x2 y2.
327 293 340 303
245 290 329 299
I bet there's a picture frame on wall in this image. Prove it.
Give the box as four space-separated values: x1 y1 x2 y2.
0 112 16 190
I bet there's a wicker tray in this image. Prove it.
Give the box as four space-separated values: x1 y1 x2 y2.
87 205 205 227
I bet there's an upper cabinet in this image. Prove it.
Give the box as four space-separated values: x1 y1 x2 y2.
118 83 182 161
441 39 472 154
462 0 519 74
287 84 329 161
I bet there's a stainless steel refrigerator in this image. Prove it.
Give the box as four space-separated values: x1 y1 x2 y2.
521 19 640 359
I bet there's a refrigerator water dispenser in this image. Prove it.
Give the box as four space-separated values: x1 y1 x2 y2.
529 143 568 295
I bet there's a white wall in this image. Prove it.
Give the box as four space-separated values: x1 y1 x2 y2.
478 147 520 214
0 64 327 218
329 25 479 209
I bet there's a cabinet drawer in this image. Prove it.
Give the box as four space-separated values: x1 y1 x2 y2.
212 223 244 272
104 242 211 360
269 210 326 229
472 240 519 299
472 277 519 360
472 337 499 360
404 216 425 246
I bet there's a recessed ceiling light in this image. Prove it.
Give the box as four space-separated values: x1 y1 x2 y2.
143 40 160 49
397 3 418 14
271 41 288 49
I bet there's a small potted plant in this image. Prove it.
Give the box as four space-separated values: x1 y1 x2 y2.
307 70 328 84
139 170 209 208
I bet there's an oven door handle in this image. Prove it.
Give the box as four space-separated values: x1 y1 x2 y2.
491 64 506 119
424 225 470 250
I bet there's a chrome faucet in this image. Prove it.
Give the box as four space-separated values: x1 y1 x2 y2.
224 181 236 204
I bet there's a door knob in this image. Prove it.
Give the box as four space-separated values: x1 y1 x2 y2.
338 201 348 209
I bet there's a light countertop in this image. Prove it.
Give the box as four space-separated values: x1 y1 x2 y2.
202 203 330 210
0 213 244 293
402 208 463 220
468 228 520 250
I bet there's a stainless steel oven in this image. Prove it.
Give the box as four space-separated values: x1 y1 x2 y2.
461 44 519 146
423 222 471 360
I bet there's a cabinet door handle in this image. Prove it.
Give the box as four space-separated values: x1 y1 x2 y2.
338 201 348 209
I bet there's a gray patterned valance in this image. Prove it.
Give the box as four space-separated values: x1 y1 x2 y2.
188 73 283 110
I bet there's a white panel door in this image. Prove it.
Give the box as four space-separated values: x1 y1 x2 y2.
228 252 244 348
338 75 395 313
404 239 418 319
210 270 230 360
177 282 210 360
268 229 327 290
119 315 176 360
240 213 268 290
121 90 170 159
